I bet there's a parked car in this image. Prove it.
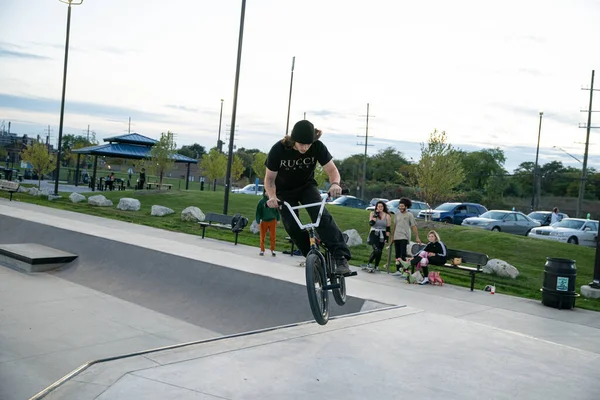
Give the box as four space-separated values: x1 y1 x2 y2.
462 210 540 236
382 199 431 217
232 184 264 195
328 195 370 209
527 211 569 226
528 218 599 247
365 198 389 209
418 202 488 225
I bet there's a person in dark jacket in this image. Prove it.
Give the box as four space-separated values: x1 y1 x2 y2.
410 230 447 285
256 190 281 256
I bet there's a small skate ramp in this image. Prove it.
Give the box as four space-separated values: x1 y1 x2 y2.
0 215 387 334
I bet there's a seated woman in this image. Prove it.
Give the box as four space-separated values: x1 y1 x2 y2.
363 200 391 272
410 230 447 285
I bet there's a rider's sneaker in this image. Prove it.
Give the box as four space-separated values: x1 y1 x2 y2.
390 270 403 277
334 257 351 275
361 263 371 271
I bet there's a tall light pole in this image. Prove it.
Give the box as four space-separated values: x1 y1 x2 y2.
217 99 224 152
223 0 246 215
285 56 295 135
531 111 543 211
54 0 83 195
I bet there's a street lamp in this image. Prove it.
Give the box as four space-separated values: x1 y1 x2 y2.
217 99 224 152
552 146 583 164
223 0 246 215
531 111 543 211
54 0 83 196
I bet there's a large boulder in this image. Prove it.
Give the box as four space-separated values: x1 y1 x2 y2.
88 195 113 207
117 198 141 211
181 206 205 222
28 187 41 196
17 186 29 193
249 220 260 234
151 205 174 217
69 192 86 203
48 194 62 201
483 258 520 279
343 229 363 247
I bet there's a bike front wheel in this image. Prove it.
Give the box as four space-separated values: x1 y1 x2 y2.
305 252 329 325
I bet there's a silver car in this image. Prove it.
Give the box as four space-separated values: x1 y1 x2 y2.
462 210 540 236
528 218 599 247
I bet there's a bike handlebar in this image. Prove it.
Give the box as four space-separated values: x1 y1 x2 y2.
271 196 329 231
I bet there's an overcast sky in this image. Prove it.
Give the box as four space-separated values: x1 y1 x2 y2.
1 0 599 173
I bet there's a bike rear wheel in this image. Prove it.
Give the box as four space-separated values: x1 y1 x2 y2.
331 275 347 306
305 252 329 325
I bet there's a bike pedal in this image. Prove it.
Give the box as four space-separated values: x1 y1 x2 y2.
344 271 358 277
323 284 341 291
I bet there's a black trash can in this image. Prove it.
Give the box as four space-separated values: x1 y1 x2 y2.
541 257 577 310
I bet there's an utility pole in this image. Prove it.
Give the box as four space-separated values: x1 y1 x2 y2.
356 103 374 200
45 125 52 155
577 70 598 218
128 117 131 134
87 124 90 142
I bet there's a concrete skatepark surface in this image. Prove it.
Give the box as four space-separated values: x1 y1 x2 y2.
0 199 599 399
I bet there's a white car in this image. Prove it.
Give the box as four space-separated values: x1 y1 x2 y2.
527 218 599 247
232 184 264 195
385 199 431 217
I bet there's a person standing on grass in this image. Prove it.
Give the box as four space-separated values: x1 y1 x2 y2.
391 197 421 276
256 190 280 256
363 200 391 273
138 168 146 190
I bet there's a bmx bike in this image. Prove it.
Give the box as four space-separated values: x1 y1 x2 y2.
279 197 357 325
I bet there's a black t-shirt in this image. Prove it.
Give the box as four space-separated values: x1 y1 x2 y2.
265 140 333 191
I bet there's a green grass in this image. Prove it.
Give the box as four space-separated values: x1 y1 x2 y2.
3 187 600 312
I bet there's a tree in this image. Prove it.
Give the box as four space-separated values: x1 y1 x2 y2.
177 143 206 160
372 147 409 183
459 148 507 191
412 129 464 207
20 141 55 188
314 165 328 188
200 149 227 191
252 152 267 181
148 131 177 189
0 146 7 160
231 154 245 181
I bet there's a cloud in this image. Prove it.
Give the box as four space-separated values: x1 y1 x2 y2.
165 104 199 113
0 42 51 60
490 102 579 126
0 93 167 121
0 48 51 60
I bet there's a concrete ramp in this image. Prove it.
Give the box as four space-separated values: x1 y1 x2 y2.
38 306 600 400
0 215 386 335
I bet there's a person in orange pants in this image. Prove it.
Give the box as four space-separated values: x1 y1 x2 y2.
255 190 280 256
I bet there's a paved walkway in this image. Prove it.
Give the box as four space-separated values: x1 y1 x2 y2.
0 199 599 399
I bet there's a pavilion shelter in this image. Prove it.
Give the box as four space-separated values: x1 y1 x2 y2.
72 133 198 191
